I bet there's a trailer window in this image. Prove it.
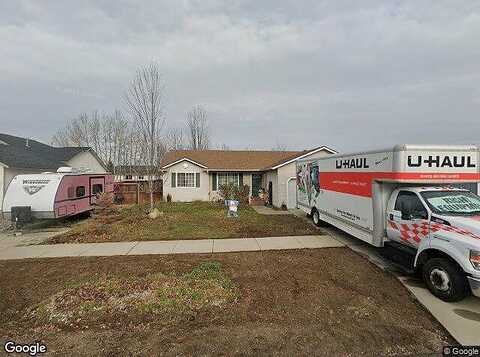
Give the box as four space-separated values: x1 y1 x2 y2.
76 186 86 197
394 191 427 219
67 187 74 198
92 184 103 195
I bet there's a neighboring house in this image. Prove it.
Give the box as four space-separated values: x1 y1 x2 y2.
0 133 107 213
160 146 336 208
114 165 160 183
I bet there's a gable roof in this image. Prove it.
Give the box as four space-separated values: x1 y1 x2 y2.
0 133 99 170
160 146 337 171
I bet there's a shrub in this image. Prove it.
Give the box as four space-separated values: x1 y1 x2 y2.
96 192 114 209
167 193 172 202
218 183 250 204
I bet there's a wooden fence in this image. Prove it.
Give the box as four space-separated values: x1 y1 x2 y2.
115 180 163 205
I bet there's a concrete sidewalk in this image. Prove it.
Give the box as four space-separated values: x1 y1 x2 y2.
0 235 344 260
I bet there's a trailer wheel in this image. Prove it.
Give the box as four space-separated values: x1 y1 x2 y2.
422 258 470 302
312 209 321 227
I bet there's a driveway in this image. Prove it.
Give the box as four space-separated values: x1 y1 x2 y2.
322 224 480 346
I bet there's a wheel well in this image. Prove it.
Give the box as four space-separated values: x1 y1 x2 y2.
416 249 463 271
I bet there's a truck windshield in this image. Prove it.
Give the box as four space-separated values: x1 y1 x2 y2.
420 190 480 216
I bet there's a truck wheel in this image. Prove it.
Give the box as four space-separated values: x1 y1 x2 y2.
422 258 470 302
312 209 321 227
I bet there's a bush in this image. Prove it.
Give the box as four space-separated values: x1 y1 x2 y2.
218 183 250 204
167 193 172 202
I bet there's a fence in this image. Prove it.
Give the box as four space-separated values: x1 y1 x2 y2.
115 180 163 205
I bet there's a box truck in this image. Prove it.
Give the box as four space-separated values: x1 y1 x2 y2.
296 145 480 302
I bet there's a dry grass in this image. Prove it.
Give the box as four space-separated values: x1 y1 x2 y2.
27 261 239 330
49 201 318 243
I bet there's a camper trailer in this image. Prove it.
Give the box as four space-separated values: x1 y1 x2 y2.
2 167 114 220
297 145 480 302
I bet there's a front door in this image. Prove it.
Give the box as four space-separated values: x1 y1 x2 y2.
387 191 429 248
252 174 262 197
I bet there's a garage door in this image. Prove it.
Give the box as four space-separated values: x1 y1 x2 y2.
287 178 297 209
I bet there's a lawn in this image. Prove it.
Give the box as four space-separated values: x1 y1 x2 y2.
0 249 452 356
48 201 319 243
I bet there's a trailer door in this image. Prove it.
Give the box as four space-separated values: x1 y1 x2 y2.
89 176 105 205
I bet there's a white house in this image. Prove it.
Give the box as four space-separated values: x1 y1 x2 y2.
0 133 107 214
160 146 336 208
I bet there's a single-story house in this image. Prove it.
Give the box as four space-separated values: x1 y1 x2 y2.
114 165 161 183
0 133 107 213
160 146 336 208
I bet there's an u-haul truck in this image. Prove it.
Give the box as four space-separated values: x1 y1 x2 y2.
296 145 480 302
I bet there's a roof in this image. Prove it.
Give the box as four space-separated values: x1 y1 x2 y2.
160 146 337 171
0 133 96 170
115 165 155 175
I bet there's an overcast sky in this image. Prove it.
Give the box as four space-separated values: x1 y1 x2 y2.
1 1 479 152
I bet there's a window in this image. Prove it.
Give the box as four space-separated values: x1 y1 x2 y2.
76 186 86 198
138 175 144 180
92 184 103 195
67 187 74 198
395 191 427 219
421 190 480 215
217 173 239 190
125 175 132 180
177 173 195 187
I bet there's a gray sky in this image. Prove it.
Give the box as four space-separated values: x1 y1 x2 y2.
1 0 479 152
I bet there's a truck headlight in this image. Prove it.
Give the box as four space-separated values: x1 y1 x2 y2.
470 250 480 270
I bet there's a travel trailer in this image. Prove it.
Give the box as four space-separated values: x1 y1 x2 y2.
3 167 114 220
297 145 480 302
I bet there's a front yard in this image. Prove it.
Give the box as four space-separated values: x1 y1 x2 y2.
0 249 452 356
48 202 318 244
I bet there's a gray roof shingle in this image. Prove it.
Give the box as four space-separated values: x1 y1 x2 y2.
0 133 90 170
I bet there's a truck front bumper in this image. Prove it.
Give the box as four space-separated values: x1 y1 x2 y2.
467 276 480 298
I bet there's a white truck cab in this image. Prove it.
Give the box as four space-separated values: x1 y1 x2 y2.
386 186 480 301
297 145 480 302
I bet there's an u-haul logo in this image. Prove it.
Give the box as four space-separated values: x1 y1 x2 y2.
336 158 369 169
407 155 476 168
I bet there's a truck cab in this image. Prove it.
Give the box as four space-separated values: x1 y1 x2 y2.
386 186 480 301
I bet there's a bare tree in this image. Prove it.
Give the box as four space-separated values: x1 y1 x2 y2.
165 128 185 150
271 139 288 151
186 105 210 150
125 62 166 210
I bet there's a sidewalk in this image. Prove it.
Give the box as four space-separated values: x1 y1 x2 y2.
0 235 344 260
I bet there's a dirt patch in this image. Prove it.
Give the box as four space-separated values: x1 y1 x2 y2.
48 202 319 243
0 248 453 356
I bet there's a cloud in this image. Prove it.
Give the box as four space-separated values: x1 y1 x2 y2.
0 0 479 151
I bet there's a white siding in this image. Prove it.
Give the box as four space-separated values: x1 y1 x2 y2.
163 160 209 202
274 149 334 208
264 170 278 207
66 151 106 173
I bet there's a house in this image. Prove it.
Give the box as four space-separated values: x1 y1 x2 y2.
160 146 337 208
0 133 107 213
114 165 160 183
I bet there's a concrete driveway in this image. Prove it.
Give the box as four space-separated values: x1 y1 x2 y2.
323 224 480 346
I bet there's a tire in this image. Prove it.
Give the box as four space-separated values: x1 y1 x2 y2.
312 209 321 227
422 258 470 302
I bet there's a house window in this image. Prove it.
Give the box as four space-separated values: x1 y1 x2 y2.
217 173 239 188
76 186 86 197
177 173 195 187
125 175 132 180
138 176 144 180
